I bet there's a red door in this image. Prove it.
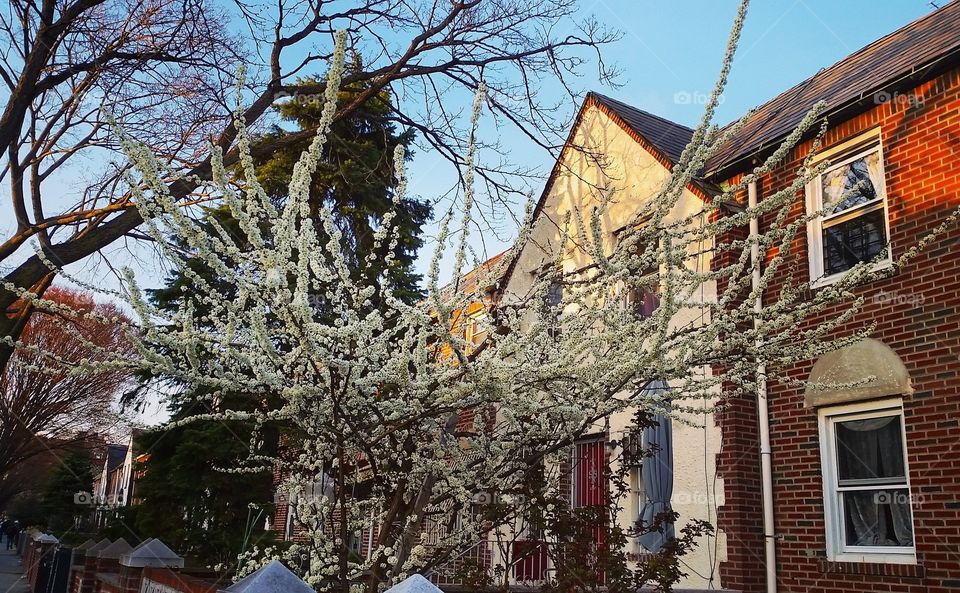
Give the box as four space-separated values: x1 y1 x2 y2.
571 438 607 584
572 438 607 508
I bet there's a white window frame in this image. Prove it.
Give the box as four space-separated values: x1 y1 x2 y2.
805 129 893 288
629 463 651 554
817 399 915 564
463 309 488 349
624 285 660 319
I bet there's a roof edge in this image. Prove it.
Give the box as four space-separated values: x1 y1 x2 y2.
705 9 960 179
498 92 716 291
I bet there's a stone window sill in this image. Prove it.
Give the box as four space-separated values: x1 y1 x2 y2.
817 559 925 578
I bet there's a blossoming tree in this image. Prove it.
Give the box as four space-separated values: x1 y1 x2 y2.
4 1 958 591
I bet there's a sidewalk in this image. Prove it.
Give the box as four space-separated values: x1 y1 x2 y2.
0 548 28 593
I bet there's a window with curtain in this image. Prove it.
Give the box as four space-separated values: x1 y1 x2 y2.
636 414 674 553
625 285 660 319
805 134 892 287
819 402 915 562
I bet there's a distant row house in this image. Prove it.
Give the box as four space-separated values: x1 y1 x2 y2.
91 432 145 527
272 3 960 592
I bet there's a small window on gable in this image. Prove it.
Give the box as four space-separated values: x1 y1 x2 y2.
818 400 915 564
806 132 892 287
461 309 488 350
546 281 563 308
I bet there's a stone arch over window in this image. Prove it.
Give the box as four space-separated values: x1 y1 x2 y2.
804 338 912 408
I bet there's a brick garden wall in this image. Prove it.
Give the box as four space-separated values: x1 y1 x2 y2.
715 64 960 592
138 567 222 593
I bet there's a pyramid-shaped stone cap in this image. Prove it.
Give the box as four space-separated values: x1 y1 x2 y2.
85 538 112 558
120 538 184 568
220 560 313 593
384 574 442 593
74 539 97 551
71 540 97 565
36 533 59 544
97 537 133 559
130 538 155 551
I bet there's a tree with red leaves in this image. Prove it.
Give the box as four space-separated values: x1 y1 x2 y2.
0 286 132 509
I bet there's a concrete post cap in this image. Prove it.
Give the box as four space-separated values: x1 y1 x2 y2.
220 560 313 593
120 538 184 569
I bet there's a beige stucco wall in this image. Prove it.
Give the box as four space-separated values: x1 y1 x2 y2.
501 104 726 589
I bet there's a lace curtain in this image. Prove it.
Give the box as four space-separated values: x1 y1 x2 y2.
836 416 912 547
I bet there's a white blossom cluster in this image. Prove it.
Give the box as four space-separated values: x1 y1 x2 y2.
5 6 959 591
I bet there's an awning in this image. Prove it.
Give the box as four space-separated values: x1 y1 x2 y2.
804 338 912 408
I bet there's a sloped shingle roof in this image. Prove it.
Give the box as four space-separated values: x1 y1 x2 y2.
705 0 960 175
440 250 509 302
585 3 960 178
590 93 695 164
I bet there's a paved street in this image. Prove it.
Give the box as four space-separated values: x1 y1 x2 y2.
0 549 28 593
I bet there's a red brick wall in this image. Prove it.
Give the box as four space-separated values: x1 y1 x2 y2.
118 564 143 593
79 549 99 593
140 567 222 593
271 464 290 539
710 196 767 593
715 64 960 592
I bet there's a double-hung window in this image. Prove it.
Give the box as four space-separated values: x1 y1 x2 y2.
806 131 892 287
544 281 564 339
463 309 488 351
818 400 915 563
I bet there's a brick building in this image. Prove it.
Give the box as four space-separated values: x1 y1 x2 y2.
702 3 960 592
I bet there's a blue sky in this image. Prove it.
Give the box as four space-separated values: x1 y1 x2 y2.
0 0 933 291
591 0 929 128
406 0 934 278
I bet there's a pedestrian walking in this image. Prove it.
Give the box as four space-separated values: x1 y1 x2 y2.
3 519 17 550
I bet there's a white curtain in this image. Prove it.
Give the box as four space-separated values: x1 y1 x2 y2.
838 416 912 546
